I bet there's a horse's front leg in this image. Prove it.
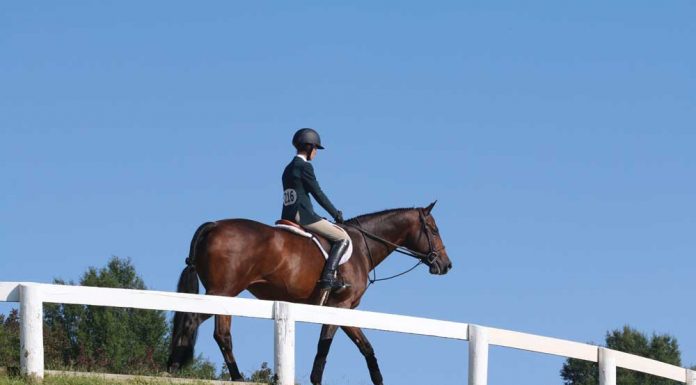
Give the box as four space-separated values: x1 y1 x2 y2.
310 323 339 385
342 326 384 385
213 315 244 381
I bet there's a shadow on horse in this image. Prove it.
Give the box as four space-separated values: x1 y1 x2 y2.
167 202 452 385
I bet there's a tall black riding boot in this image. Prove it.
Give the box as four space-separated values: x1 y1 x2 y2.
319 239 351 290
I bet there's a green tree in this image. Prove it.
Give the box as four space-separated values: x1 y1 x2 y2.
561 325 682 385
0 309 20 369
1 257 218 378
43 257 170 373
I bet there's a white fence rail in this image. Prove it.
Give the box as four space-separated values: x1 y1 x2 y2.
1 281 694 385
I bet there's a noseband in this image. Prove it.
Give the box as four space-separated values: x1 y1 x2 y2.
347 209 446 283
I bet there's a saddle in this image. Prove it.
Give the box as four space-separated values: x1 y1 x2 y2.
274 220 353 265
276 219 303 230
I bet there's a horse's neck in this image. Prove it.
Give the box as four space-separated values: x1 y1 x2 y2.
357 211 415 270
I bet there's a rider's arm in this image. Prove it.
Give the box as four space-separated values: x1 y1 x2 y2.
301 162 340 219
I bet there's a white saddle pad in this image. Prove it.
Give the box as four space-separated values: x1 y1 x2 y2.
275 224 353 265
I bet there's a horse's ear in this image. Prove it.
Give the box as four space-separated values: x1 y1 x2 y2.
424 200 437 215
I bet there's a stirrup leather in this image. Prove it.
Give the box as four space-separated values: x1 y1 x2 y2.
319 239 351 291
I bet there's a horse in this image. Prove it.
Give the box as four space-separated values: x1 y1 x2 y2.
167 201 452 385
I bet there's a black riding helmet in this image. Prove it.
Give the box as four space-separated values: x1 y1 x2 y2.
292 128 325 150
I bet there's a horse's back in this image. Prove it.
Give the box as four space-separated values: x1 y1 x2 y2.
193 218 327 301
214 218 273 231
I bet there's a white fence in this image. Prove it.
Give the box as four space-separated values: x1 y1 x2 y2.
1 281 694 385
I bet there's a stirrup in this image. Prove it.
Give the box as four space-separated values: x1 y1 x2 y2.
318 276 351 291
316 280 351 307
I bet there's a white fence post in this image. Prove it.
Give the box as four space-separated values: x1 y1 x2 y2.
687 369 695 385
20 284 44 380
468 324 489 385
273 301 295 385
599 348 616 385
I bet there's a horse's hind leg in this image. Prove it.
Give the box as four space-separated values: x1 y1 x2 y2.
310 324 339 385
214 315 244 381
342 326 384 385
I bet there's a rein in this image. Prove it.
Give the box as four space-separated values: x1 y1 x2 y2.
347 210 444 286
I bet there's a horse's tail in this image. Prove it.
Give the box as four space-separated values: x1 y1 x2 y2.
168 221 216 371
177 221 215 295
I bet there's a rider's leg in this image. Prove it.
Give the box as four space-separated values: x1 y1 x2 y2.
304 219 351 290
320 239 350 289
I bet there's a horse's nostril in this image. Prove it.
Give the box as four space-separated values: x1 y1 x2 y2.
448 262 452 269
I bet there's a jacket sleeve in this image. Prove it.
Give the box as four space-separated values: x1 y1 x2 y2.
301 162 339 219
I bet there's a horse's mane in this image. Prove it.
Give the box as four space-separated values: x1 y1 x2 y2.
346 207 416 224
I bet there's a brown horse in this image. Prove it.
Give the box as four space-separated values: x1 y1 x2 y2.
167 202 452 385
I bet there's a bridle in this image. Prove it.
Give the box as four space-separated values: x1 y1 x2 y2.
346 209 446 285
416 208 445 266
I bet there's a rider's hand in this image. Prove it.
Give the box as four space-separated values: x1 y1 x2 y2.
334 211 344 224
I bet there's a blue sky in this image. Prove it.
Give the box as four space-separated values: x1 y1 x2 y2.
1 1 695 384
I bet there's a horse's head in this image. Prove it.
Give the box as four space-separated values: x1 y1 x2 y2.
406 201 452 275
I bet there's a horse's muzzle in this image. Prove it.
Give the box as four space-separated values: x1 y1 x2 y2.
428 258 452 275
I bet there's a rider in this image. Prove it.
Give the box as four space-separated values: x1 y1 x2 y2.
282 128 350 291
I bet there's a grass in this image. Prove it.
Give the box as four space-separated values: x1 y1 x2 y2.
0 374 224 385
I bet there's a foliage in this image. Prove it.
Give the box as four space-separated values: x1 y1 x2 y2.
0 257 276 380
0 257 216 379
0 373 217 385
43 257 170 373
561 325 682 385
246 362 275 384
0 310 20 368
173 354 217 380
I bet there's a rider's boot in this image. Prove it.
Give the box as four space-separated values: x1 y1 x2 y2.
319 239 351 291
